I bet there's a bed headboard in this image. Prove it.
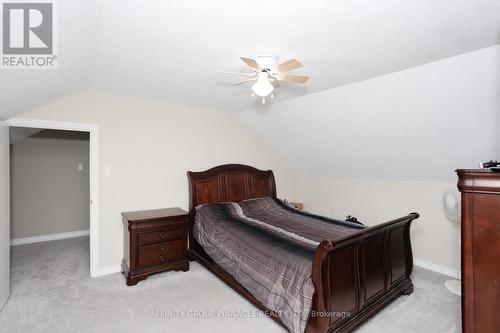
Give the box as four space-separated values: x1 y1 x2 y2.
187 164 276 213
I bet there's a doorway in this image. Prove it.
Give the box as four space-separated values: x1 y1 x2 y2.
5 118 99 277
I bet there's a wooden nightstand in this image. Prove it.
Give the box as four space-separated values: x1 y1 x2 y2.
121 207 189 286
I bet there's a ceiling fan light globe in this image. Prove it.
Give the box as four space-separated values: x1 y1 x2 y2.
252 73 274 97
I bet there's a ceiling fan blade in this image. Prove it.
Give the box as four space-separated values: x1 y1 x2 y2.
282 74 309 83
240 57 260 70
216 71 256 76
233 77 257 86
277 59 303 73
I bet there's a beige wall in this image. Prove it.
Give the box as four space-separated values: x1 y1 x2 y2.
15 90 300 268
299 176 461 272
10 130 90 239
13 89 461 274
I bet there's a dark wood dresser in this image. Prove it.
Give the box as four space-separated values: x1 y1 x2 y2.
122 207 189 286
457 169 500 333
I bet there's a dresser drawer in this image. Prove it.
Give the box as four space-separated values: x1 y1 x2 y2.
138 227 184 245
138 239 185 268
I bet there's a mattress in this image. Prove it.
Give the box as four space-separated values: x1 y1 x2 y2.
193 197 363 333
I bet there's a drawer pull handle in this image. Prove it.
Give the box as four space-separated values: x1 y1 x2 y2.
159 245 165 251
159 256 165 262
159 233 165 239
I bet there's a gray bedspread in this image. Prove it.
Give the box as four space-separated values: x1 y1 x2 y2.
193 197 364 333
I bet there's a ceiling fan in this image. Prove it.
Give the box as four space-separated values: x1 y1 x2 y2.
218 53 309 104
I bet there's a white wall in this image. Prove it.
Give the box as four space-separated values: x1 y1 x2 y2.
239 45 500 273
14 91 299 269
0 121 10 310
300 176 461 274
10 131 90 239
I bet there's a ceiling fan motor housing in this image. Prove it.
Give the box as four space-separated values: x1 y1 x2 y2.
250 53 279 72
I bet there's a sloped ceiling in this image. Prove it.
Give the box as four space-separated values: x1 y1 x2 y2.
1 0 500 119
0 0 99 120
239 46 500 181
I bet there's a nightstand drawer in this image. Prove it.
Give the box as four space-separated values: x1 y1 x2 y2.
138 227 184 245
122 207 189 285
138 239 185 268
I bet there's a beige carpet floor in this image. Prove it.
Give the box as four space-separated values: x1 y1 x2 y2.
0 237 460 332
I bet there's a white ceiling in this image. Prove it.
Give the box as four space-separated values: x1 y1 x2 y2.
1 0 500 119
0 0 99 120
240 45 500 181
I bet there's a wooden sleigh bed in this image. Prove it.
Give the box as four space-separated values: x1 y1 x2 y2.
187 164 419 333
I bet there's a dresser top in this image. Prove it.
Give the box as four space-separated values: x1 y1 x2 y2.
456 169 500 174
122 207 188 223
457 169 500 193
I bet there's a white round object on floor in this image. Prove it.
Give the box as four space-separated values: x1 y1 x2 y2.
445 279 461 296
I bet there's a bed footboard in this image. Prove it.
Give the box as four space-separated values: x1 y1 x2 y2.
306 212 419 333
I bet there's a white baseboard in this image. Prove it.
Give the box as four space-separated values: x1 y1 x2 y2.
414 257 461 279
10 229 90 246
93 264 122 277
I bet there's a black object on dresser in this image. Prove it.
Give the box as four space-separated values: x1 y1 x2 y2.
122 207 189 286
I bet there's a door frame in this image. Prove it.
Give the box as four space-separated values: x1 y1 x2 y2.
0 121 10 311
6 117 100 278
